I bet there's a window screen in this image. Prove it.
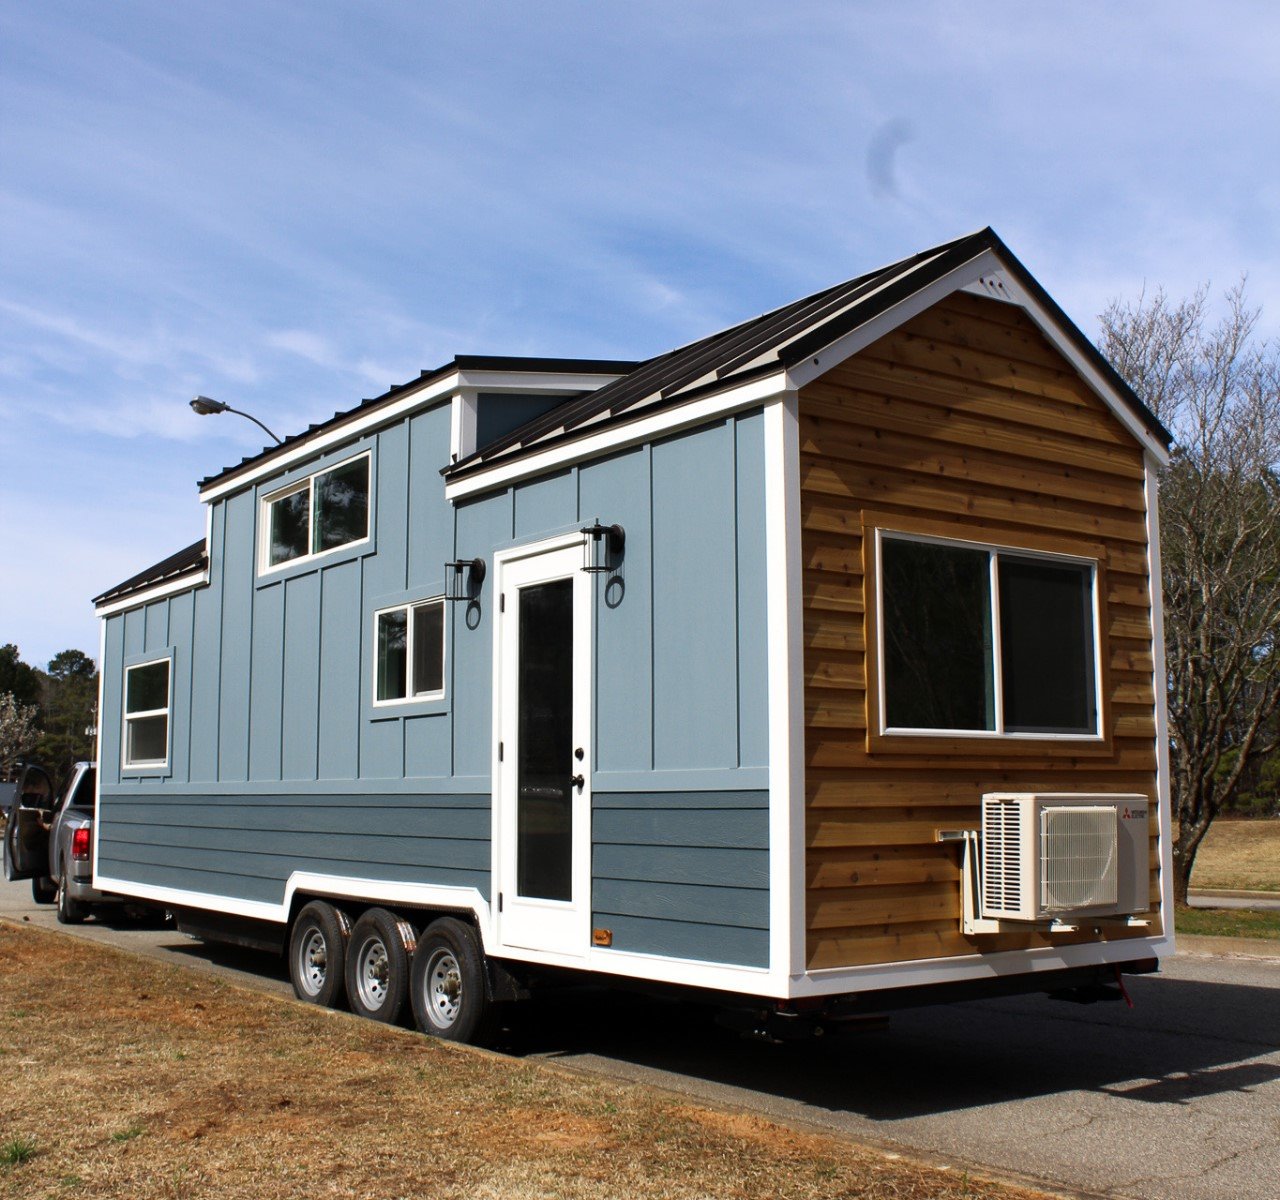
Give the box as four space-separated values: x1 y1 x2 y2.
999 557 1097 734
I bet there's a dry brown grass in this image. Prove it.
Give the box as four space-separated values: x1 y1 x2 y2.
1192 820 1280 892
0 921 1051 1200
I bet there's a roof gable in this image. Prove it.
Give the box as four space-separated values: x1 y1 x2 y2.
445 229 1171 490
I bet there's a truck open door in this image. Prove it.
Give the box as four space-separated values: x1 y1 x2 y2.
2 763 56 881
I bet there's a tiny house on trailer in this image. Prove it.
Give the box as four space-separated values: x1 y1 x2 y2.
92 228 1174 1042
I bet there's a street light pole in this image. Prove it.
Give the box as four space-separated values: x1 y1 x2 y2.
189 396 282 445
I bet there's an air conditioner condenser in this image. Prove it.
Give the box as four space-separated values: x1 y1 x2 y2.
980 793 1151 922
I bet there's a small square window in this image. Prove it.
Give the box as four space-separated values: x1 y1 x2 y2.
374 598 446 705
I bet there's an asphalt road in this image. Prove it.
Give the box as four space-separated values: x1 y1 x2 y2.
3 877 1279 1200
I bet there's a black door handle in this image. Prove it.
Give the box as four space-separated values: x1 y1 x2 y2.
570 774 585 791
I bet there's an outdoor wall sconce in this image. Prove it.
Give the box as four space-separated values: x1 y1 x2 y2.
580 522 625 574
445 558 486 602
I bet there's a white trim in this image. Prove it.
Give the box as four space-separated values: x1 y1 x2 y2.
91 618 107 887
873 527 1104 740
121 656 172 771
198 368 628 503
370 596 447 708
284 873 492 928
763 393 805 984
785 247 1172 466
450 387 478 464
787 932 1172 999
257 450 372 578
445 370 789 501
95 570 208 617
1145 456 1176 951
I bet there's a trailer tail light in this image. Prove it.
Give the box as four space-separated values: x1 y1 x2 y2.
72 827 91 861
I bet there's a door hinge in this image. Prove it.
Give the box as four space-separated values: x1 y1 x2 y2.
498 741 504 762
500 593 505 612
498 892 503 913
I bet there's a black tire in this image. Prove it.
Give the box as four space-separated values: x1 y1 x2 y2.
410 917 494 1044
32 875 56 904
345 908 415 1024
288 901 351 1008
55 862 88 925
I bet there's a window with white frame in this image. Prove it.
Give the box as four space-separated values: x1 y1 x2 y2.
878 532 1100 737
261 453 370 571
123 658 171 768
374 598 446 704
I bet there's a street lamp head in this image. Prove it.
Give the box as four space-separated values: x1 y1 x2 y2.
190 395 229 416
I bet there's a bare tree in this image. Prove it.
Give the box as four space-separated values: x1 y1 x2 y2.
1100 282 1280 903
0 692 39 780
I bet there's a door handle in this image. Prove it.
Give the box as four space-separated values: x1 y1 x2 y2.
570 774 585 792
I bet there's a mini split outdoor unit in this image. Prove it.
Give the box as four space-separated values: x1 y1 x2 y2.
980 794 1151 922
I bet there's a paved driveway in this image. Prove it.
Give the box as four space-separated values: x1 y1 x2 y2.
3 876 1278 1199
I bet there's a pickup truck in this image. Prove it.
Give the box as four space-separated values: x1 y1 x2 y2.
2 761 118 923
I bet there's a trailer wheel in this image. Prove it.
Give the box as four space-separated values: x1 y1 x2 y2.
345 908 415 1024
411 917 493 1044
32 875 56 904
288 901 351 1008
55 861 87 925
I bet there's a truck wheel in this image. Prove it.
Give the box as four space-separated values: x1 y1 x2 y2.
288 901 351 1008
345 908 415 1024
32 876 56 904
411 917 494 1044
55 863 87 925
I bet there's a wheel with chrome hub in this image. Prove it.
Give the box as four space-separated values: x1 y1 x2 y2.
345 908 414 1023
411 917 494 1044
288 901 351 1008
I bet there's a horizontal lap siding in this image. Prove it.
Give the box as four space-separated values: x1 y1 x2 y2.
97 792 489 909
800 292 1161 971
592 791 769 967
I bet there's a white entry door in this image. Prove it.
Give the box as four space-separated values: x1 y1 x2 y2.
493 541 592 958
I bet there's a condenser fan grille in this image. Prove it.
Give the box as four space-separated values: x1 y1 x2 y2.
1040 806 1118 912
982 799 1024 913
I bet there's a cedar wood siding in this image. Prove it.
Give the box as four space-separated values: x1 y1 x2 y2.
800 290 1161 971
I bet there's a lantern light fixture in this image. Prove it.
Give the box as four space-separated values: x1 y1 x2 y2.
445 558 486 602
580 522 625 574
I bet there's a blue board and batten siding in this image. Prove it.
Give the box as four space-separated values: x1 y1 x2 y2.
98 403 771 967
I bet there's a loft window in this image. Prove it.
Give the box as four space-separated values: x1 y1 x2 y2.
123 658 171 768
879 533 1099 737
374 598 446 705
261 453 370 572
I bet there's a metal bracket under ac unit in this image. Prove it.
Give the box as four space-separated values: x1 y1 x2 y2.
938 829 1153 935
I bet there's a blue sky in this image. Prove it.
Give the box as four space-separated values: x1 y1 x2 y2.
2 2 1278 668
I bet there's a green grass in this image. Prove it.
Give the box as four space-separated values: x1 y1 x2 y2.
110 1126 144 1144
1175 905 1280 940
1 1135 37 1166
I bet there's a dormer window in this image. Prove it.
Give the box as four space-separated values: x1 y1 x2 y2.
259 453 370 574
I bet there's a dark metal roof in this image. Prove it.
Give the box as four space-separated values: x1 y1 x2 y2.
94 539 208 607
444 228 1172 482
196 356 638 493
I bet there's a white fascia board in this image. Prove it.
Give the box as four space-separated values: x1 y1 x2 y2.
445 369 790 501
198 367 628 505
199 370 462 503
94 570 209 617
788 934 1173 1000
455 369 624 392
786 247 1172 467
763 393 806 985
1145 456 1177 954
